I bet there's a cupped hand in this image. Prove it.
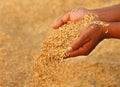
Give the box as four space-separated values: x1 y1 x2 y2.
67 24 106 57
52 8 89 29
52 8 107 57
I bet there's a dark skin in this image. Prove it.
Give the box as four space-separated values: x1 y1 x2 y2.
52 4 120 57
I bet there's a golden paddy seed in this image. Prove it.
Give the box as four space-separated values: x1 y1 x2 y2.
39 13 109 61
30 13 109 87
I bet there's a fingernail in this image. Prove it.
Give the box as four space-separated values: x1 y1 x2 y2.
52 25 57 29
67 47 73 52
52 25 55 28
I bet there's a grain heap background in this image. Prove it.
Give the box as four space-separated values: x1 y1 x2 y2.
0 0 120 87
30 13 116 87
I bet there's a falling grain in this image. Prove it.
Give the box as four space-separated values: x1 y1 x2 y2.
30 13 110 87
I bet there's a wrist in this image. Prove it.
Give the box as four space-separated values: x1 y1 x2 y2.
88 9 101 21
100 25 109 39
89 8 112 22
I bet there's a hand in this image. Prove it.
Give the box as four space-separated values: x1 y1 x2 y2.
52 8 89 29
67 24 106 57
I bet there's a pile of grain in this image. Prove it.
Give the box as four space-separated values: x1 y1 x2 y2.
40 13 109 61
0 0 120 87
30 13 111 87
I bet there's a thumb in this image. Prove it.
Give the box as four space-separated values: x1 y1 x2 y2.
67 36 90 52
52 12 70 29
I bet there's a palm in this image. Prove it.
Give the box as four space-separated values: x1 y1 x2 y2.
68 24 105 57
69 8 89 21
52 8 89 29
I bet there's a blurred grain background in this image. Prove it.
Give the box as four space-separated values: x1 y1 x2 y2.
0 0 120 87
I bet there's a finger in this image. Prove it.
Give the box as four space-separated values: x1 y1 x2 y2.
67 25 96 52
52 12 70 29
67 35 90 52
69 40 94 57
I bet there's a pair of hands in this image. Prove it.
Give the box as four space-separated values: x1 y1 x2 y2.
52 8 106 57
